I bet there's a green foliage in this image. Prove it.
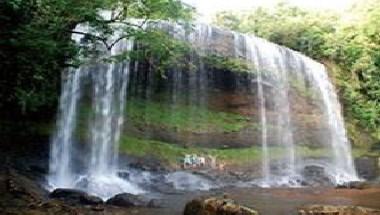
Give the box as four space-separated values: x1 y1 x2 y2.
323 0 380 137
130 29 192 74
0 0 194 116
214 3 338 59
126 98 251 133
214 0 380 141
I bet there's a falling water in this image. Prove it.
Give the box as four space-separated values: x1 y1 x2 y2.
49 68 82 188
237 35 298 185
257 60 270 184
48 35 143 199
297 56 358 183
239 35 271 184
88 41 132 177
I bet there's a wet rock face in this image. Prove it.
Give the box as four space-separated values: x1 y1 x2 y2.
298 205 380 215
184 196 259 215
49 188 103 205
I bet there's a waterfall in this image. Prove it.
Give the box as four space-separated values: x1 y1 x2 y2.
49 22 358 197
48 36 143 199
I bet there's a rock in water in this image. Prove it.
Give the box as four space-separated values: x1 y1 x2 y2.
49 188 103 205
106 193 149 208
184 196 259 215
298 205 380 215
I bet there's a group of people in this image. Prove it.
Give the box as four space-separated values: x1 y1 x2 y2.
182 154 221 169
183 154 206 168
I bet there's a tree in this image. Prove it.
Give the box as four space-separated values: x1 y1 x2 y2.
214 3 338 59
0 0 194 116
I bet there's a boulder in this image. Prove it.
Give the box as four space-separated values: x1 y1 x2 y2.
49 188 103 205
106 193 158 208
184 196 259 215
298 205 380 215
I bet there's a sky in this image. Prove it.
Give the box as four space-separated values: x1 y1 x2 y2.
183 0 356 22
